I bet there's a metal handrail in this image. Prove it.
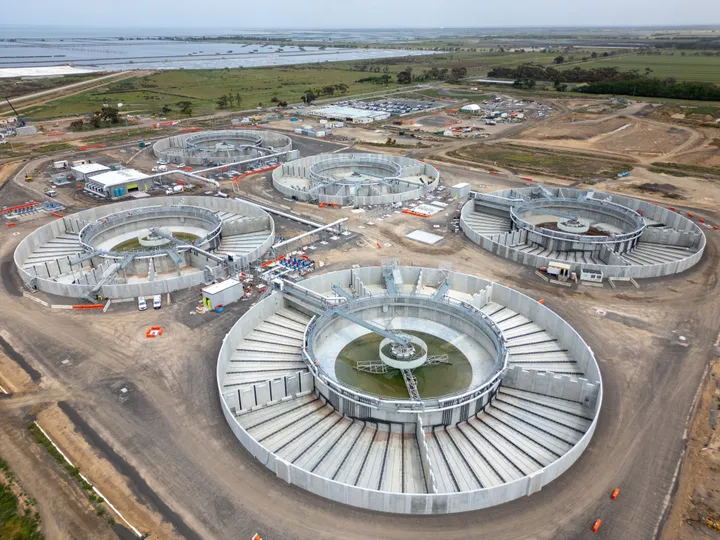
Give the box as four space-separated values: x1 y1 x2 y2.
473 193 525 206
302 293 508 413
78 205 222 258
310 155 404 187
510 198 645 244
184 130 263 149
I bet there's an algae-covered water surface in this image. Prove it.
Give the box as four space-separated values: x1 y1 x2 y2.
335 330 472 399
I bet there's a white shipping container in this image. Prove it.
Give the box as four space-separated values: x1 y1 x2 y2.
581 270 603 282
202 278 244 310
315 131 326 138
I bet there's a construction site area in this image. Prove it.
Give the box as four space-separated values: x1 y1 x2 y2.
1 80 720 540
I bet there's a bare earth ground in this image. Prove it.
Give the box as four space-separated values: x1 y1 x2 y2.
0 406 117 539
0 96 719 540
1 193 719 540
517 116 630 141
36 404 179 539
591 169 720 212
662 360 720 540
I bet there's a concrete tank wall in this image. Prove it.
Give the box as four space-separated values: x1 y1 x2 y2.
461 196 706 279
14 196 274 298
216 266 602 514
153 130 292 166
272 154 440 206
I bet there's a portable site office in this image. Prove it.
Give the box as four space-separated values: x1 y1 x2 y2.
202 278 244 311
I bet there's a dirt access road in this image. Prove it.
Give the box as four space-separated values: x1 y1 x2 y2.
1 181 719 540
0 71 151 115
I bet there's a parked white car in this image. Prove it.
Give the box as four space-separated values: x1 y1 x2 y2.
152 295 162 309
138 296 147 311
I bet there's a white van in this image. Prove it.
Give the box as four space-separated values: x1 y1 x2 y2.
152 295 162 309
138 297 147 311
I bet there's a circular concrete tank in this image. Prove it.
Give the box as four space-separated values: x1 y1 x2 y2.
217 266 602 514
462 186 706 279
153 129 292 166
272 153 439 205
14 196 274 299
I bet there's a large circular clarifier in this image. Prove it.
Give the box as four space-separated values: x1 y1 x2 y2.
335 330 472 399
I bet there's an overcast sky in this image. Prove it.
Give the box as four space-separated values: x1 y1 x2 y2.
2 0 720 29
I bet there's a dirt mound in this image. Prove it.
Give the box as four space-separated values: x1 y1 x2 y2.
634 182 684 199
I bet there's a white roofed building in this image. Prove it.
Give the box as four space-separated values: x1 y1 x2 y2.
460 103 482 113
308 106 390 124
84 169 152 199
70 163 110 181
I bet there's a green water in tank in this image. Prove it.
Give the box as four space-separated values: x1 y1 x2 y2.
334 330 472 399
111 232 199 252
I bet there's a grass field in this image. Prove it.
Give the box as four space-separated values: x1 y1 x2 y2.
0 457 44 540
22 64 404 119
560 52 720 83
21 50 565 120
0 73 100 100
651 161 720 178
449 143 633 179
22 46 720 121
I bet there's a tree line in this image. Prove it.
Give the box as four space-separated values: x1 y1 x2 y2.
579 79 720 101
301 84 349 105
487 61 720 100
487 63 643 84
653 38 720 50
216 93 243 109
394 66 468 85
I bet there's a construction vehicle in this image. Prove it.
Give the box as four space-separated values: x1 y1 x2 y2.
4 97 26 127
703 517 720 532
24 173 32 182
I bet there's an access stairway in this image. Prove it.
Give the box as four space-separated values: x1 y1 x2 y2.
221 308 311 390
480 301 582 375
